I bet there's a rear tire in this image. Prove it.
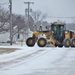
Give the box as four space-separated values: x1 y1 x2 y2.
37 38 47 47
55 43 63 47
70 38 75 47
26 37 35 47
63 38 70 47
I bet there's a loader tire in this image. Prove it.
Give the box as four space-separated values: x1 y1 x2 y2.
55 43 63 47
63 38 70 47
55 43 58 47
26 37 35 47
37 38 47 47
70 38 75 47
58 44 63 47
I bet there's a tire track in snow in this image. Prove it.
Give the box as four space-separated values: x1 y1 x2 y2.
0 47 70 70
0 47 53 69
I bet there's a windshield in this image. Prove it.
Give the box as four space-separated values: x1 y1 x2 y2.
51 25 65 43
51 25 64 37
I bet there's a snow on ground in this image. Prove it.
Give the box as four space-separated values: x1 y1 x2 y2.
0 44 75 75
0 44 44 66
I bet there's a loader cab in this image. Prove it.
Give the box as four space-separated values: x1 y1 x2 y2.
51 22 65 43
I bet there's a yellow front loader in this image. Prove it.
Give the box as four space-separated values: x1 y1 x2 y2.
26 22 75 47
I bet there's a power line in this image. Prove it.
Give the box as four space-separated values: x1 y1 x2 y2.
48 16 75 19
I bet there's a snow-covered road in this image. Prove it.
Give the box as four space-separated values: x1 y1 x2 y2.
0 45 75 75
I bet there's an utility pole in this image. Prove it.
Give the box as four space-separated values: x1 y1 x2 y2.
9 0 13 45
24 1 34 29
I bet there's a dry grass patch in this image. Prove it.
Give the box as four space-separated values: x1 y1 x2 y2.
0 48 20 54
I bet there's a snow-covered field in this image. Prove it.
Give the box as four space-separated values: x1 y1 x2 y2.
0 44 75 75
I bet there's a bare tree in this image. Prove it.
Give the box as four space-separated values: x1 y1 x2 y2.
31 10 41 22
0 6 9 32
31 10 48 31
0 6 31 40
12 14 25 34
31 10 47 23
40 13 47 21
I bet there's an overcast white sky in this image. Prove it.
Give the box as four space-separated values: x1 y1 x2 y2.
0 0 75 23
